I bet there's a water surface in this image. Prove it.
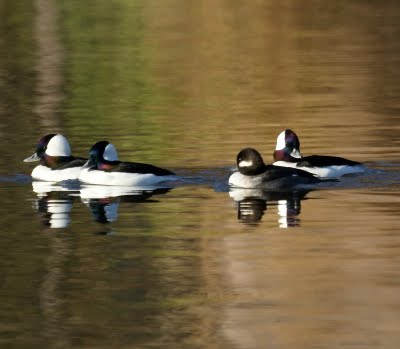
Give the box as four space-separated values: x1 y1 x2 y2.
1 1 400 348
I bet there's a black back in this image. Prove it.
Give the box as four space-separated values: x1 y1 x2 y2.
107 161 175 176
55 157 87 170
299 155 361 168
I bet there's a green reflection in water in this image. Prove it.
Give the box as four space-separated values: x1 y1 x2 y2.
0 1 38 170
59 1 175 162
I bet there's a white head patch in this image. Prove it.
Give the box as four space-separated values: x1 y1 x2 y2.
239 160 253 168
275 130 286 150
46 134 71 156
104 143 119 161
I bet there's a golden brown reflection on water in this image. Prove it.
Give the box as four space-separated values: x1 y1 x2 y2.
7 184 397 348
141 0 400 167
218 187 400 348
2 0 400 348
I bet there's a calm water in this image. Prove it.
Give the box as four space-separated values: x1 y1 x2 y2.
1 1 400 348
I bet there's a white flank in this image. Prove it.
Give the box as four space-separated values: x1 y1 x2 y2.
238 160 253 168
79 168 177 186
104 143 119 161
31 165 82 182
275 130 286 150
302 165 365 178
46 134 72 157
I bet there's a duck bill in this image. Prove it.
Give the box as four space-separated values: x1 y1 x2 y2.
24 152 40 162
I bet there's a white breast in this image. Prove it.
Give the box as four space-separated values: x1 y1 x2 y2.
31 165 82 182
228 171 263 188
79 168 177 186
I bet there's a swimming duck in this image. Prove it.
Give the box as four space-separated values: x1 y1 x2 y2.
273 129 364 178
24 134 86 181
79 140 177 186
229 148 322 189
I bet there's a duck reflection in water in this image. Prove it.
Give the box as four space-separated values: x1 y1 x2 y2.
31 181 80 228
79 185 173 229
229 188 310 227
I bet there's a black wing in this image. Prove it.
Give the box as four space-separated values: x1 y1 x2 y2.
263 165 318 181
299 155 361 167
109 161 175 176
56 157 87 170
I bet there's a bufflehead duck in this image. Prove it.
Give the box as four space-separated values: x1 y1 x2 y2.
229 148 322 189
273 129 365 178
24 134 86 182
79 141 177 186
